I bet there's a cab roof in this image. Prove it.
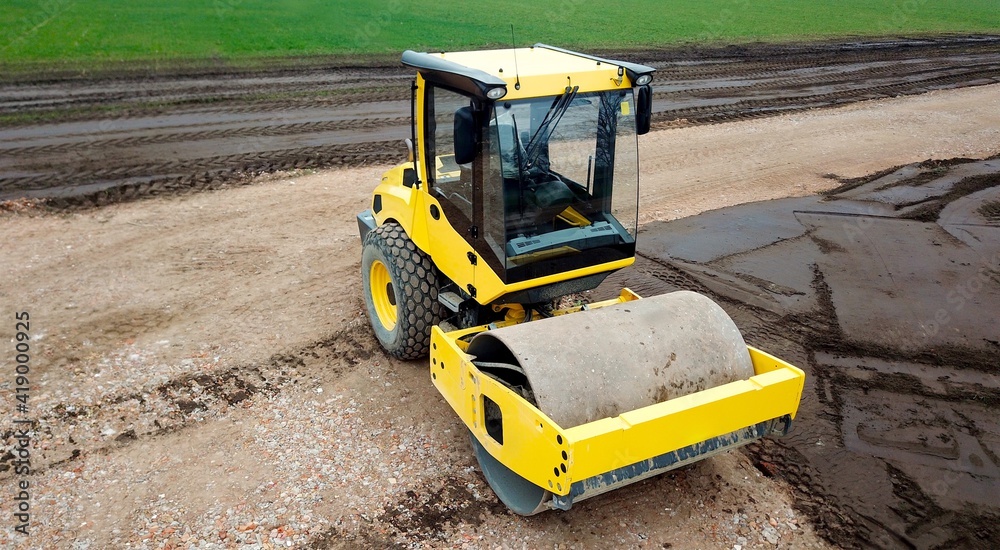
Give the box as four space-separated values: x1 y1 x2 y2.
402 44 654 101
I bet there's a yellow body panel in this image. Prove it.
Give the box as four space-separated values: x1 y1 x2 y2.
429 291 806 496
371 163 475 290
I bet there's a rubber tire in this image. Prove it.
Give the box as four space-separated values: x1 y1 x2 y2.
361 222 442 360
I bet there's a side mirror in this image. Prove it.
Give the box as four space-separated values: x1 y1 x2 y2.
454 106 478 165
636 85 652 135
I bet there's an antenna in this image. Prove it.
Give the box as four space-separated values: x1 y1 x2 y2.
510 25 521 90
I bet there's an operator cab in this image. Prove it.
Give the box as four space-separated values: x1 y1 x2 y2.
408 45 654 300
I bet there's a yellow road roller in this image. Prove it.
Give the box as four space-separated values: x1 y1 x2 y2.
357 44 805 514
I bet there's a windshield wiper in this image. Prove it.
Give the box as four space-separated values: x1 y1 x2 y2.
511 113 526 214
522 86 579 172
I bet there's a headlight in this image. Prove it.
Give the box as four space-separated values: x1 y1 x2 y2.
486 87 507 100
635 74 652 86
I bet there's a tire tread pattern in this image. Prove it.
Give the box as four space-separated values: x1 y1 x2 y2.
363 223 442 360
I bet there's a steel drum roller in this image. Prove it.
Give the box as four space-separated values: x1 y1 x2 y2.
467 291 755 427
465 291 756 514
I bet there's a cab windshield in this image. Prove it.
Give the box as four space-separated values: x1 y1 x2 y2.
482 89 639 283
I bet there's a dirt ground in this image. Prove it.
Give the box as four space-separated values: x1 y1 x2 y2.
1 82 999 549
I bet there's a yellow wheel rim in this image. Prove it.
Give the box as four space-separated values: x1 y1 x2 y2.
369 259 397 331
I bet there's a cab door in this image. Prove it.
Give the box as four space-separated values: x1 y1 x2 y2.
424 84 479 294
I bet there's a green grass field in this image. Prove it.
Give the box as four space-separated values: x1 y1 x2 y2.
2 0 998 68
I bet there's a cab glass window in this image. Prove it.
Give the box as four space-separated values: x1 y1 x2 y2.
426 86 474 224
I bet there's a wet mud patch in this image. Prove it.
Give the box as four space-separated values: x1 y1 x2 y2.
798 212 1000 354
624 156 1000 548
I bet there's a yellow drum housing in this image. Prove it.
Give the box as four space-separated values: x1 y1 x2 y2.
429 290 804 514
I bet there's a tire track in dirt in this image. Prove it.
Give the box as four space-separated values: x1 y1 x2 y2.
0 117 409 156
652 56 1000 100
653 64 1000 127
0 140 405 200
0 87 411 120
0 324 378 478
1 36 999 209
